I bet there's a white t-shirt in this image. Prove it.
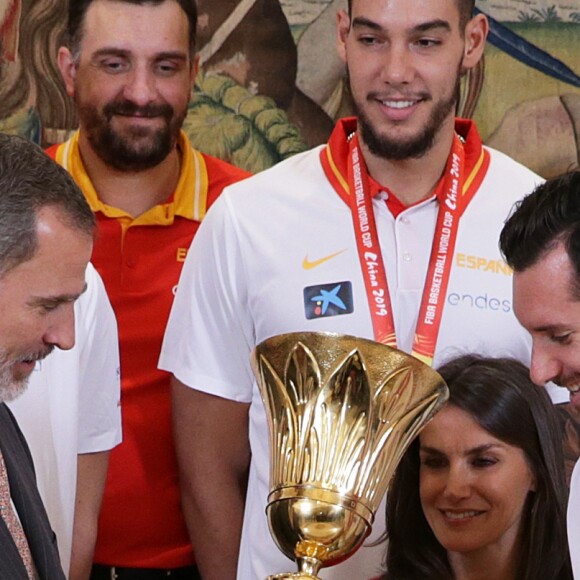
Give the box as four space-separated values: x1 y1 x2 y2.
8 263 122 573
569 459 580 578
160 143 562 580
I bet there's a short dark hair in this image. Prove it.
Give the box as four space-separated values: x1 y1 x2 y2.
0 133 95 276
347 0 476 27
382 355 572 580
66 0 198 58
500 171 580 294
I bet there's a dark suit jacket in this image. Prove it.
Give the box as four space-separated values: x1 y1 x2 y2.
0 403 65 579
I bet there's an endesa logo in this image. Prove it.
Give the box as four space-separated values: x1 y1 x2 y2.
447 292 512 313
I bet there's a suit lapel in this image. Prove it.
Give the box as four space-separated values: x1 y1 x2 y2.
0 404 65 579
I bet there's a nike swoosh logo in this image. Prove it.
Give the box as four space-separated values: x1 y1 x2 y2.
303 249 347 270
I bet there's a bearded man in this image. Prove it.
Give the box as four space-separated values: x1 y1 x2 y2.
49 1 249 579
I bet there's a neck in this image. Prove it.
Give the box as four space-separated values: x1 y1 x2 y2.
448 544 519 580
359 117 456 207
77 134 181 218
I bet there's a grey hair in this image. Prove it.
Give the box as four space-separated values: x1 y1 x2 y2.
0 133 95 276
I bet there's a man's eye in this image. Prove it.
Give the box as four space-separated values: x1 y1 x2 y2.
415 38 441 48
551 333 572 345
100 60 127 73
358 35 380 46
156 61 181 75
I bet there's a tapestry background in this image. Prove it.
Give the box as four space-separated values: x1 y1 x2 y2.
0 0 578 177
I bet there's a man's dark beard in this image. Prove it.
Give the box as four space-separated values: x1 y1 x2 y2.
79 97 186 171
353 74 461 161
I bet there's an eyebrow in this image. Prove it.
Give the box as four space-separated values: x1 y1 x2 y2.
28 282 89 307
414 19 451 33
351 17 451 35
420 443 504 456
532 323 569 333
91 48 188 63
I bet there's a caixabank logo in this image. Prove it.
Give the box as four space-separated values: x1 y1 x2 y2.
303 281 354 319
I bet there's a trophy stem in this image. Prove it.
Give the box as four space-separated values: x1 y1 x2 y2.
298 555 322 578
266 555 322 580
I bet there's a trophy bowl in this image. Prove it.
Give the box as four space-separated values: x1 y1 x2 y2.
251 332 448 580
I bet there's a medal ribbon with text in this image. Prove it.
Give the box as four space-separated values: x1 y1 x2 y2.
347 133 465 366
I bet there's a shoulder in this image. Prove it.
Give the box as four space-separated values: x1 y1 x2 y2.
219 145 326 199
470 146 544 212
201 151 251 182
200 152 252 209
484 146 543 191
194 145 335 239
44 143 60 160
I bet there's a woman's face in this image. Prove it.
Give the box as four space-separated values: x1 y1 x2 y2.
419 405 535 558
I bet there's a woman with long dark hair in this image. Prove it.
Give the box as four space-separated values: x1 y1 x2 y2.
382 354 572 580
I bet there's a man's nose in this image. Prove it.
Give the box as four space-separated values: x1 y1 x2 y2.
379 43 415 86
44 304 76 352
529 343 561 386
122 67 157 107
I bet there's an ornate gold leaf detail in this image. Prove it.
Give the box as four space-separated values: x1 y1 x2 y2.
254 334 447 515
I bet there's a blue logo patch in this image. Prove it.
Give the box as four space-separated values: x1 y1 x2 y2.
304 281 354 319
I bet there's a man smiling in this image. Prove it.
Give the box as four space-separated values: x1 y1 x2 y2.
49 1 248 578
500 170 580 578
160 0 555 578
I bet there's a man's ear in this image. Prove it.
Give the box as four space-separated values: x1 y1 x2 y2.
336 10 351 64
462 13 489 71
190 53 200 90
57 47 77 97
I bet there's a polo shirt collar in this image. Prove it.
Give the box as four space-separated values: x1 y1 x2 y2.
56 130 209 225
321 116 485 207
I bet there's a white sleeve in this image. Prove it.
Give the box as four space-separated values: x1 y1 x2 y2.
569 460 580 578
76 263 122 453
159 194 255 403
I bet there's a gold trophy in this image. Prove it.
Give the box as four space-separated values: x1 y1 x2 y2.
251 332 448 580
